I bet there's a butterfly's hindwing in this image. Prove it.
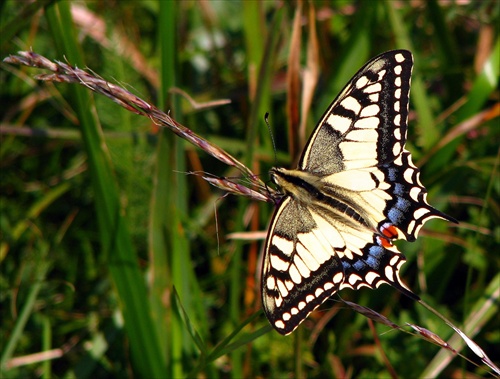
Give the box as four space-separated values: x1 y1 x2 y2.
338 233 418 300
262 50 455 335
262 197 345 335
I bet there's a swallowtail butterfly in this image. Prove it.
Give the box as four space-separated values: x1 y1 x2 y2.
262 50 455 335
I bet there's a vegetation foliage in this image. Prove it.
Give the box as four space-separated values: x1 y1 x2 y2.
1 1 499 378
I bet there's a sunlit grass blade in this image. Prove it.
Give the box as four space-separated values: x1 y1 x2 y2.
420 274 500 377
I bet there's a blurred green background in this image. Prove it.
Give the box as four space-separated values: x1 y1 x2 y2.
1 1 498 378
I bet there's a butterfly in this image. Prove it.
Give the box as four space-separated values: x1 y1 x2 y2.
261 50 456 335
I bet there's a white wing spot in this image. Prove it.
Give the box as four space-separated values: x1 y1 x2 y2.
364 83 382 93
275 296 283 307
349 274 362 285
339 283 353 290
296 243 320 271
344 158 378 170
396 260 405 270
394 100 400 112
315 288 324 297
414 207 431 220
365 271 380 285
408 220 416 235
285 280 294 291
266 276 276 290
395 53 405 63
298 231 331 262
291 307 299 315
340 141 377 160
375 280 389 288
403 167 415 183
394 128 401 140
341 96 361 114
377 69 387 80
395 77 402 87
294 254 311 279
324 282 334 291
356 76 369 88
277 280 289 297
298 301 306 310
409 187 421 202
289 264 303 284
348 128 378 143
394 114 401 126
275 320 285 329
369 93 379 102
306 295 315 303
342 248 354 260
270 253 290 272
394 65 402 75
357 282 371 290
355 117 380 129
385 266 394 281
395 88 401 99
390 256 399 266
272 235 294 257
360 104 380 118
393 142 402 157
327 114 351 134
283 312 291 321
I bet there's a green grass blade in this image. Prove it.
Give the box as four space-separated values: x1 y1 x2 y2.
386 2 439 149
426 38 500 174
422 273 500 377
44 3 165 377
455 38 500 122
0 252 50 371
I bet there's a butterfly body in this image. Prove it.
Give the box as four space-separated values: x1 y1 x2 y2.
262 50 455 335
271 167 374 233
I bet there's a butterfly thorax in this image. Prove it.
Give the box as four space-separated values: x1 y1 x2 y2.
270 167 323 201
270 167 372 232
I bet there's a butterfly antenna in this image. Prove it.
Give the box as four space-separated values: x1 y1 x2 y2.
265 112 278 165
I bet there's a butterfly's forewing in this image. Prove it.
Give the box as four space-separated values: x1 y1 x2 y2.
300 50 454 241
262 50 455 335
